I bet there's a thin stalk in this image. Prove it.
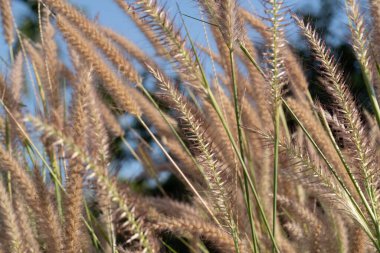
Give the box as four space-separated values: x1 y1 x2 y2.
237 171 260 253
230 49 259 252
229 49 243 253
243 137 260 253
49 152 63 220
83 199 103 250
272 104 280 239
137 116 220 226
2 106 104 248
239 41 291 142
33 61 64 220
282 99 380 249
229 50 243 161
358 65 380 238
344 0 380 129
363 65 380 128
240 41 292 244
279 106 290 142
5 117 12 200
177 237 207 253
1 101 63 189
207 89 279 252
137 145 168 197
176 5 279 249
8 46 14 64
184 85 203 113
318 108 380 243
161 240 179 253
239 43 283 240
269 1 283 242
5 45 14 201
239 43 266 78
137 84 221 226
121 136 142 163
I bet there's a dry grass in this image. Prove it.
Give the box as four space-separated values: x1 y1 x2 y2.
0 0 378 252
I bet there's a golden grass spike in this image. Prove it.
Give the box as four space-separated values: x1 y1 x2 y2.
0 74 19 111
296 17 377 207
1 64 28 145
9 52 24 103
98 99 124 138
282 48 310 100
29 115 154 252
23 40 48 84
277 195 324 252
56 15 141 116
202 0 243 50
161 137 202 183
0 0 14 45
102 27 161 72
202 96 237 171
152 215 247 253
0 145 38 202
43 0 141 85
370 0 380 69
113 0 167 56
258 130 356 218
0 178 25 252
236 39 272 127
349 226 367 253
241 9 309 100
132 0 207 91
346 0 374 83
63 64 91 253
12 188 41 253
33 168 63 253
86 75 117 252
41 8 63 129
286 99 358 193
149 66 236 231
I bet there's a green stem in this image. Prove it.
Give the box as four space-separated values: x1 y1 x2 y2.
272 104 280 238
5 117 12 200
6 45 14 201
9 46 14 64
365 66 380 127
359 65 380 241
229 49 259 252
318 108 380 245
229 49 244 253
282 99 380 249
51 152 63 220
4 109 103 249
137 116 220 226
269 1 282 241
207 89 279 252
177 6 279 250
239 43 266 79
137 85 221 226
83 199 102 250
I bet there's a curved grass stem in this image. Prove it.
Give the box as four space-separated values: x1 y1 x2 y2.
283 99 380 250
176 4 279 250
230 48 258 253
318 108 380 246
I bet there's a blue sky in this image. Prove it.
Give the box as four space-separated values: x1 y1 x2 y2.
0 0 352 73
0 0 348 179
0 0 329 66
